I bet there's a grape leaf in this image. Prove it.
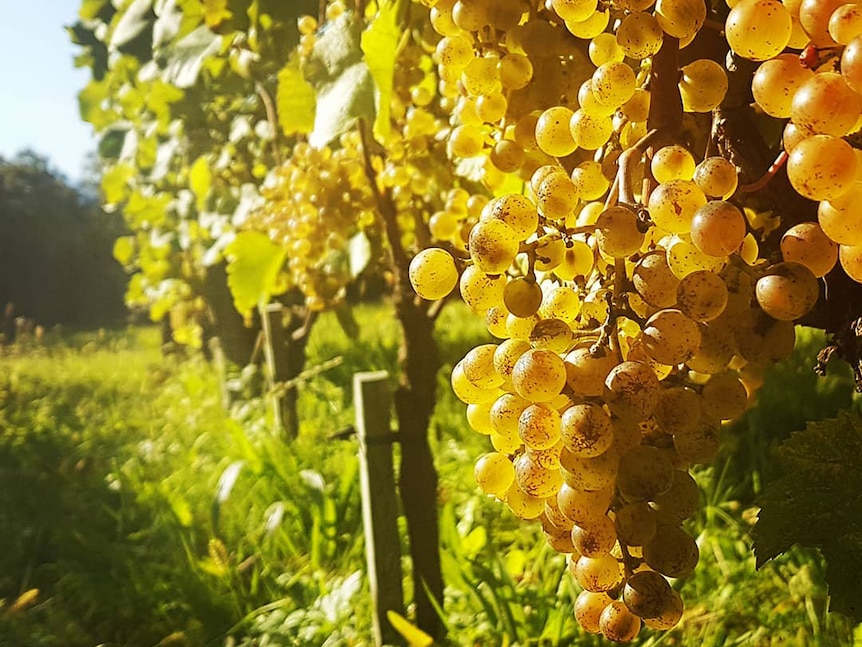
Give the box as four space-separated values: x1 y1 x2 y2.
276 60 316 136
189 155 212 211
110 0 154 52
224 231 287 317
161 25 221 88
753 411 862 621
361 0 403 139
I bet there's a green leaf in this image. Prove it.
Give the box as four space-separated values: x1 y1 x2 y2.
276 60 317 136
101 163 136 204
361 0 402 139
386 610 434 647
753 411 862 621
78 79 110 126
161 25 222 88
189 155 212 211
224 231 288 317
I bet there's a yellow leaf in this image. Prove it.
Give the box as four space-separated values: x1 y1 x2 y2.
202 0 232 29
361 1 402 139
189 156 212 212
276 61 316 136
386 610 434 647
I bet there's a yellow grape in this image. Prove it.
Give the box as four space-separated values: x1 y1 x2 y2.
451 361 498 404
576 201 605 226
643 523 700 578
640 308 702 365
701 371 748 420
448 123 485 158
693 156 738 198
654 386 702 435
648 179 707 234
755 261 819 320
679 59 729 113
751 54 814 118
839 244 862 282
622 570 675 619
476 92 508 123
676 270 729 321
504 277 543 318
461 55 501 96
617 444 675 500
519 403 563 450
409 247 459 300
799 0 844 46
733 308 796 364
633 251 680 308
512 348 568 402
843 36 862 95
462 343 505 389
565 10 610 39
621 89 651 122
513 453 563 498
474 452 515 497
782 121 806 154
603 360 661 422
690 200 747 256
572 554 624 593
499 53 534 90
666 236 727 279
595 205 646 258
535 237 566 272
819 197 862 245
435 34 475 70
616 12 664 59
829 4 862 44
725 0 792 60
599 601 641 642
490 139 525 173
643 589 684 630
651 145 696 183
578 80 618 118
575 591 613 634
780 221 838 277
537 172 580 219
482 193 539 241
570 110 613 150
504 482 547 519
572 161 611 200
589 32 626 65
555 240 595 280
536 106 578 157
655 0 706 39
790 72 862 137
565 346 619 396
572 515 618 557
485 305 509 338
506 313 541 340
540 285 581 322
452 0 490 31
560 403 614 457
786 134 858 201
469 219 519 273
591 62 637 108
552 0 598 22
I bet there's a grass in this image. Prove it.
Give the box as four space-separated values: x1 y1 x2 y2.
0 307 859 646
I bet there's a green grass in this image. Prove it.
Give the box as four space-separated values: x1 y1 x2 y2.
0 310 859 646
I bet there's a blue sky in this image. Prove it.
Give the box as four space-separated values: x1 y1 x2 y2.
0 0 95 182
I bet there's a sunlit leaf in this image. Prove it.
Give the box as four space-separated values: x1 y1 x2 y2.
110 0 154 52
161 25 221 88
386 610 434 647
189 155 212 211
201 0 232 29
113 236 136 266
101 163 136 205
361 0 402 139
224 231 288 316
276 60 316 136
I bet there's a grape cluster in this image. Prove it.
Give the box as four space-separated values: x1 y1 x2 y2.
410 0 862 641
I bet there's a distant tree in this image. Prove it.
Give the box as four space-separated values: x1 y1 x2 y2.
0 151 127 328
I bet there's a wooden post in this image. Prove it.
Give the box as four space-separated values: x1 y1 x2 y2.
260 303 298 439
354 371 404 647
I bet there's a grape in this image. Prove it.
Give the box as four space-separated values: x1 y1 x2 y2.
633 251 680 308
536 235 570 272
780 222 838 277
476 92 508 123
409 248 459 300
734 308 796 364
459 265 505 311
519 404 563 450
558 483 614 525
651 145 696 184
493 338 531 383
653 469 700 521
615 502 658 546
755 261 819 321
575 590 612 634
679 59 729 113
842 35 862 95
623 570 674 619
599 600 642 642
461 55 501 96
504 277 543 318
483 193 539 241
701 371 748 420
654 386 702 435
725 0 792 60
566 346 620 396
505 482 547 519
676 270 728 321
569 110 613 150
564 9 610 38
466 400 494 434
572 161 611 200
693 156 739 199
536 106 578 157
452 361 498 404
489 140 524 173
673 417 721 464
530 318 575 353
787 134 858 201
537 172 579 219
643 589 684 630
829 4 862 43
507 313 541 340
617 445 675 501
560 403 614 457
452 0 490 31
790 72 862 137
485 305 510 338
490 391 531 439
469 219 519 274
839 244 862 282
578 79 617 118
751 54 815 118
514 452 564 498
595 206 646 258
499 52 534 90
573 554 623 592
643 523 699 577
621 89 651 122
603 361 661 422
430 0 459 36
819 195 862 245
655 0 706 39
435 34 474 70
474 452 515 497
616 12 664 59
641 308 702 365
572 514 618 557
799 0 845 46
540 285 581 322
589 32 626 65
592 62 637 107
690 200 747 256
560 445 621 490
462 343 505 389
648 179 707 234
687 318 737 373
552 0 598 21
448 123 486 158
512 348 568 402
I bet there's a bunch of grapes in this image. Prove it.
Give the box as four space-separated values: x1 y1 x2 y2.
244 139 374 310
410 0 862 641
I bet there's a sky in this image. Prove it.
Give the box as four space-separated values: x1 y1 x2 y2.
0 0 96 183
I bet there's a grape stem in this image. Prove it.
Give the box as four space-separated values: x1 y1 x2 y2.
619 542 640 579
254 82 282 165
617 129 662 205
739 150 788 193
